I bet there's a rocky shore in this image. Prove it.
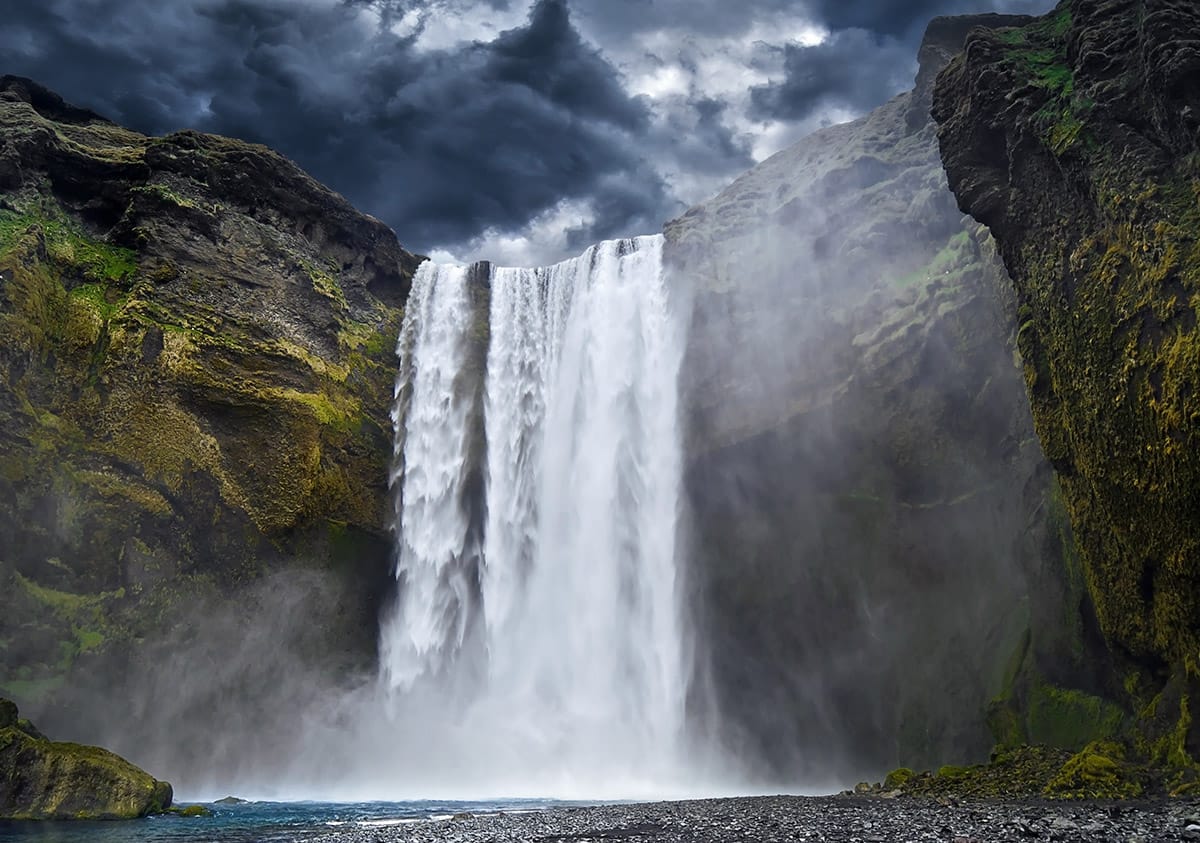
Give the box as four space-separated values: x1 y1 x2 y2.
314 795 1200 843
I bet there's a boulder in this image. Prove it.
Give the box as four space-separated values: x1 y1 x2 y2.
0 697 172 820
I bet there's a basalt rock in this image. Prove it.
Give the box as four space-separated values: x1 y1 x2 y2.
934 0 1200 779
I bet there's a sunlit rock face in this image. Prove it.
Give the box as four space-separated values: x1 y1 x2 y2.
664 13 1111 783
935 0 1200 759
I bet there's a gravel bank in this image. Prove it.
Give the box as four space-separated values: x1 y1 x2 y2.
314 794 1200 842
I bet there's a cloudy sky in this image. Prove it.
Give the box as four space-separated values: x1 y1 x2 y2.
4 0 1052 265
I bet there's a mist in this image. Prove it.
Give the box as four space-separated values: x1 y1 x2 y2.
666 19 1050 786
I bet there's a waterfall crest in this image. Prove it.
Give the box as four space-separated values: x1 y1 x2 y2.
381 235 692 795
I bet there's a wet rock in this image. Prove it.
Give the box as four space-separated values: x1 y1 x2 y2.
0 697 172 820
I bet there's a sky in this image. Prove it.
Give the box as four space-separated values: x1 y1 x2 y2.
3 0 1052 265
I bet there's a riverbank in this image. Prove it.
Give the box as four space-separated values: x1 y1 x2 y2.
313 794 1200 842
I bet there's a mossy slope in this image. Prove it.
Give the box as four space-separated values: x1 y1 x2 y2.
0 76 417 753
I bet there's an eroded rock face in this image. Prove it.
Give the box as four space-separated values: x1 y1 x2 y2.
666 14 1109 780
0 76 418 778
0 697 172 820
934 0 1200 761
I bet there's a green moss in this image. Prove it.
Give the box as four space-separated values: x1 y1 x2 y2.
892 231 974 288
896 745 1073 798
0 206 137 289
0 723 173 819
987 701 1026 748
132 182 198 210
883 767 915 790
15 574 95 614
994 6 1098 156
1044 740 1144 799
68 282 127 317
0 206 136 284
76 470 173 517
74 629 104 653
302 259 348 310
1028 681 1126 749
1048 110 1086 155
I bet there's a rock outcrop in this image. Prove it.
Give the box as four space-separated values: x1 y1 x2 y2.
665 13 1114 779
0 74 418 776
934 0 1200 785
0 697 172 820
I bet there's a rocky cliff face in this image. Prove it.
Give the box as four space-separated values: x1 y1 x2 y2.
665 13 1119 780
934 0 1200 780
0 75 418 772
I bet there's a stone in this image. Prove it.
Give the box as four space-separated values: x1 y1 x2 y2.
0 698 172 820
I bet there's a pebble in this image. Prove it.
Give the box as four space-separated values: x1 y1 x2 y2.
309 794 1200 843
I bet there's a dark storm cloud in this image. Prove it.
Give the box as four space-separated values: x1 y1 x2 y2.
749 32 913 121
0 0 1056 259
0 0 669 254
799 0 1052 37
570 0 1050 42
746 0 1053 123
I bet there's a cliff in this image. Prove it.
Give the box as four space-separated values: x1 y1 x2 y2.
0 75 418 772
665 12 1121 779
934 0 1200 787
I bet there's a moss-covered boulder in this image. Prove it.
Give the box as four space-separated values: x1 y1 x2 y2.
1044 740 1145 800
0 698 172 820
934 0 1200 770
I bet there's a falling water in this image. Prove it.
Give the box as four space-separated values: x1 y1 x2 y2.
381 235 691 794
379 261 477 691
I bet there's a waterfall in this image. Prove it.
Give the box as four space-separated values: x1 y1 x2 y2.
379 261 478 691
380 235 691 794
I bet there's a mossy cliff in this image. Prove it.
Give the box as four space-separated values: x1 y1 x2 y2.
0 76 419 770
663 14 1122 780
0 697 172 820
934 0 1200 786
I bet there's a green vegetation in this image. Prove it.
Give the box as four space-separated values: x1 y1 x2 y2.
880 740 1157 800
0 77 417 767
0 205 136 283
132 182 198 210
1045 740 1145 799
892 231 974 289
883 767 915 790
302 258 348 310
1027 683 1126 749
994 5 1096 155
938 0 1200 788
